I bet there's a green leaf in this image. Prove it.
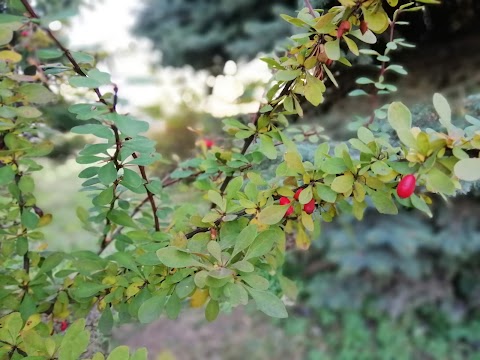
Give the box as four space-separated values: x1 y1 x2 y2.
304 72 325 106
98 306 114 335
247 288 288 318
15 106 42 118
284 151 304 174
58 319 90 360
231 260 254 272
207 241 222 263
37 252 64 276
107 209 138 228
157 247 203 268
0 27 13 46
371 161 392 176
37 48 63 59
72 283 110 298
244 228 282 260
275 69 301 81
175 276 195 299
207 190 224 209
410 194 432 217
388 102 416 148
71 124 113 139
102 113 149 137
109 251 140 274
225 283 249 306
315 183 337 203
19 84 56 104
370 190 398 215
205 299 219 322
138 294 166 324
69 69 111 88
165 293 181 320
122 168 144 188
425 168 455 195
225 176 243 199
454 158 480 181
241 274 269 290
232 224 258 258
331 173 354 193
258 205 288 225
107 346 130 360
325 39 340 60
433 93 452 130
21 209 38 229
320 157 347 174
258 134 277 160
0 165 15 185
92 186 114 206
98 162 117 185
131 348 148 360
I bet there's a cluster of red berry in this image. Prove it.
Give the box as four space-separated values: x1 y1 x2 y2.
278 174 416 219
279 188 316 218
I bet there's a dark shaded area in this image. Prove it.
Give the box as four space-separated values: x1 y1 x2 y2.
133 0 480 72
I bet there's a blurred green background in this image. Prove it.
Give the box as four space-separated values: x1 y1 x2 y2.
25 0 480 358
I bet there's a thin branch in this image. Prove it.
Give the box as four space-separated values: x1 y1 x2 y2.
304 0 316 17
20 0 106 105
21 0 162 240
185 210 248 239
217 79 295 196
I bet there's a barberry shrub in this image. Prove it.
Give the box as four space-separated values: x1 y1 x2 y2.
1 0 479 358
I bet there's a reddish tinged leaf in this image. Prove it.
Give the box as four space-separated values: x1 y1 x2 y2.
396 174 416 199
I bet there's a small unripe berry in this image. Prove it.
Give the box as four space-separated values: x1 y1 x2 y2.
396 174 416 199
279 196 294 216
303 199 316 214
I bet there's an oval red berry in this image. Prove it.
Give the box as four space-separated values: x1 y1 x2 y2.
303 199 316 214
294 188 303 200
60 320 69 332
396 174 416 199
203 139 214 148
279 197 294 216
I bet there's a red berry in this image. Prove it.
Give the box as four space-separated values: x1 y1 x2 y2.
337 20 351 38
396 174 416 199
203 139 214 149
279 197 294 216
303 199 316 214
294 188 303 200
20 30 29 37
60 320 69 332
360 21 369 35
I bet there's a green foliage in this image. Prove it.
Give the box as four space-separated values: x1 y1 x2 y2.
1 0 479 358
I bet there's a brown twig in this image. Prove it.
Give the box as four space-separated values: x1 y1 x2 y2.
304 0 316 17
20 0 161 243
217 79 295 196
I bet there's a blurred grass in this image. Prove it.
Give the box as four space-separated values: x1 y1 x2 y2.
33 158 97 252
